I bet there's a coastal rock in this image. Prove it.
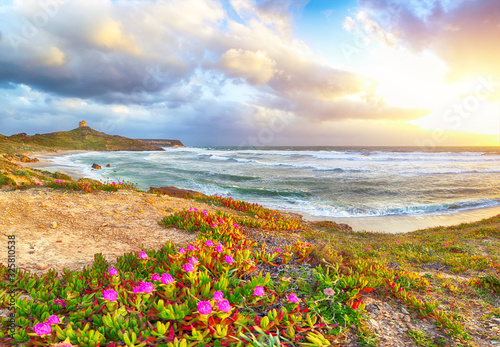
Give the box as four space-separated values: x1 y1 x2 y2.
16 154 39 163
149 186 207 199
92 163 102 169
106 164 111 167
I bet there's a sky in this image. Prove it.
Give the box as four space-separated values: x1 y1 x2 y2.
0 0 499 146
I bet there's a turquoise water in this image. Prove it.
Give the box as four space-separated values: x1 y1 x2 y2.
49 146 500 218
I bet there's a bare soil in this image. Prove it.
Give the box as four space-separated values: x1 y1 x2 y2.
0 188 224 275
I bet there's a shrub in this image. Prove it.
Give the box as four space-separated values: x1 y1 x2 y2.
52 171 73 180
0 173 15 186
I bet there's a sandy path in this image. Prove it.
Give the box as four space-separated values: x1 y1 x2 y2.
0 188 222 276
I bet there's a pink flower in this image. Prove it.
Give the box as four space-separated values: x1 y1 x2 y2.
218 299 231 313
364 247 369 251
224 255 234 264
53 299 65 307
213 291 224 302
288 294 300 303
205 240 214 247
216 245 223 253
47 315 61 324
183 263 195 272
189 257 198 265
103 289 118 302
197 301 212 315
108 268 118 276
138 251 148 259
161 273 174 285
133 281 155 294
32 322 51 336
233 223 239 228
151 273 161 281
323 288 335 296
186 245 196 251
275 248 281 253
179 247 185 254
203 210 208 216
253 286 265 297
211 223 217 228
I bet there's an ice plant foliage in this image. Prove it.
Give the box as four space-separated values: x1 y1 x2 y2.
2 193 493 347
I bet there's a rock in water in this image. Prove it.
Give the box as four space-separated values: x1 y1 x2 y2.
92 163 101 169
149 186 207 199
106 164 111 167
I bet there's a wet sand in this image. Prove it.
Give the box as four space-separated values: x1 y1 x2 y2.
300 206 500 233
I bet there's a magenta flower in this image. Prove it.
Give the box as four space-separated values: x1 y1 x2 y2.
151 273 161 281
213 291 224 302
224 255 234 264
189 257 198 265
183 263 195 272
216 245 223 253
47 315 61 324
179 247 185 254
32 322 51 336
233 223 239 228
218 299 231 313
197 301 212 315
103 289 118 302
203 210 208 216
53 299 65 307
205 240 214 247
253 286 265 297
288 294 300 303
133 281 155 294
211 223 217 228
161 273 175 285
275 248 281 253
138 251 148 259
364 247 369 251
186 245 196 251
108 268 118 276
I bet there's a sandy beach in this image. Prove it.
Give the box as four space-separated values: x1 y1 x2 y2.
18 150 89 179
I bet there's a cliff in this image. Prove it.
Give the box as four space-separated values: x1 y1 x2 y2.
137 139 185 147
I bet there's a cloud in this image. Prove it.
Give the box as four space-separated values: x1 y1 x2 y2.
0 0 431 144
40 46 65 66
358 0 500 97
217 49 276 85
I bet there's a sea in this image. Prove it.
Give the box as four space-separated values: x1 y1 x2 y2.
48 146 500 219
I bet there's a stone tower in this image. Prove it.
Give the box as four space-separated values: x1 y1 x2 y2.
79 120 87 127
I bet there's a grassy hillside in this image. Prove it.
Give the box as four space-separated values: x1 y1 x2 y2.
0 126 164 154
